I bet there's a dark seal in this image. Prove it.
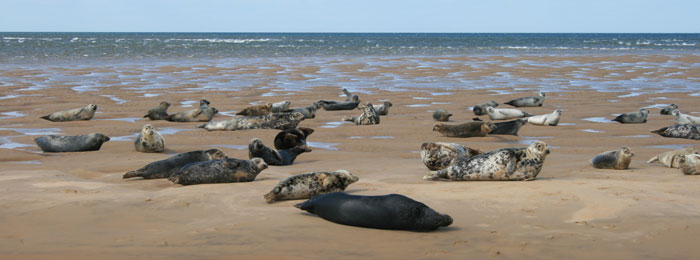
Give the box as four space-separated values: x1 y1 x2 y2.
168 157 268 185
248 138 311 166
273 127 315 150
660 104 679 115
612 109 649 124
318 96 360 111
34 133 110 153
143 101 171 120
295 192 453 231
122 148 226 179
473 117 528 136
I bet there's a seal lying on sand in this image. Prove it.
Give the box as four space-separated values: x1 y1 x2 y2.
472 101 498 116
592 146 634 170
424 141 550 181
527 109 562 126
647 146 697 168
168 157 268 185
486 107 531 120
672 110 700 125
433 121 496 138
295 192 453 231
318 96 360 111
34 133 110 152
264 170 359 203
167 100 218 122
274 127 315 150
342 103 380 125
122 148 226 179
612 109 648 124
237 103 272 116
473 118 528 136
660 104 679 115
343 88 359 101
373 101 393 116
271 101 291 113
41 104 97 122
291 103 320 119
134 124 165 153
651 124 700 140
420 142 483 171
143 101 171 120
197 112 305 131
248 138 311 166
432 109 452 122
679 154 700 175
505 92 545 107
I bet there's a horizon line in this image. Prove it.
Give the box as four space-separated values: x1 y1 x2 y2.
2 31 699 34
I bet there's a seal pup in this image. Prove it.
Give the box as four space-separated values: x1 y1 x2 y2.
343 88 359 101
647 146 697 168
472 100 498 116
248 138 311 166
34 133 110 153
237 103 273 116
291 102 320 119
591 146 634 170
672 110 700 125
612 108 649 124
505 92 545 107
143 101 171 120
486 107 531 120
295 192 453 231
274 127 315 150
197 112 305 131
318 95 360 111
433 121 496 138
420 142 483 171
342 102 380 125
167 99 217 122
264 170 359 203
679 154 700 175
373 101 393 116
168 157 268 185
651 124 700 140
134 124 165 153
123 148 226 179
474 118 528 136
660 104 679 115
41 104 97 122
527 109 562 126
271 101 291 113
424 141 550 181
432 109 452 122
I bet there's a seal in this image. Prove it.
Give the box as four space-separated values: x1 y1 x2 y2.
612 108 648 124
481 118 528 136
433 121 496 138
34 133 110 153
40 104 97 122
168 157 268 185
273 127 315 150
342 102 380 125
679 154 700 175
527 109 562 126
672 110 700 125
318 96 360 111
237 103 273 116
651 124 700 140
271 101 292 113
424 141 550 181
343 88 359 101
432 109 452 122
373 101 393 116
123 148 226 179
420 142 483 171
472 100 499 116
291 102 320 119
263 170 359 203
197 112 305 131
486 107 532 120
647 146 697 168
504 92 545 107
134 124 165 153
143 101 171 120
167 99 218 122
660 104 679 115
294 192 453 231
248 138 311 166
592 146 634 170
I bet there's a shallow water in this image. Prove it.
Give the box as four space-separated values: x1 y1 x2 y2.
100 118 142 123
405 104 431 108
214 144 248 150
581 129 605 133
320 121 350 128
0 135 34 149
582 117 613 123
649 144 694 150
0 127 62 136
307 141 339 151
371 136 395 139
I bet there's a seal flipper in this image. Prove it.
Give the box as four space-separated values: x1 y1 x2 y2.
505 100 516 106
294 200 314 213
40 115 52 121
123 170 141 179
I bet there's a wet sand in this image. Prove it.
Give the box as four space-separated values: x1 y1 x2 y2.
2 55 700 259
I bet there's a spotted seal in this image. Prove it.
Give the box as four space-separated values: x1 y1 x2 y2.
420 142 483 171
612 108 648 124
237 103 273 116
168 157 268 185
372 101 393 116
41 104 97 122
342 102 380 125
263 170 359 203
647 146 697 168
248 138 311 166
424 141 550 181
318 96 360 111
167 100 218 122
433 121 496 138
672 110 700 125
197 112 305 131
651 124 700 140
295 192 453 231
432 109 452 122
273 127 315 150
592 146 634 170
660 104 679 115
143 101 171 120
486 107 532 120
472 101 498 116
527 109 562 126
505 92 545 107
34 133 110 153
122 148 226 179
679 154 700 175
134 124 165 153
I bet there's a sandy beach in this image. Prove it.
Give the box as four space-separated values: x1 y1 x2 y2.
1 54 700 259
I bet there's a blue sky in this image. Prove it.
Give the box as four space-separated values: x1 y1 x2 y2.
1 0 698 33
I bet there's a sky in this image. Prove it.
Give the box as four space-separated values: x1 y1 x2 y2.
1 0 698 33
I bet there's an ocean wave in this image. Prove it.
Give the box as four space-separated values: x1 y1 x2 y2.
165 38 280 43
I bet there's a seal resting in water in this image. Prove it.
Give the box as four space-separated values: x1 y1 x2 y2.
433 121 496 138
273 127 315 150
647 146 697 168
420 142 483 171
143 101 171 120
248 138 311 166
41 104 97 122
263 170 359 203
504 92 545 107
196 112 305 131
34 133 110 152
134 124 165 153
342 103 380 125
612 108 648 124
651 124 700 140
295 192 453 231
168 157 268 185
122 148 226 179
592 146 634 170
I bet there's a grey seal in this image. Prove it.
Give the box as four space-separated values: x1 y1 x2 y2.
527 109 562 126
263 170 359 203
647 146 697 168
271 101 291 113
167 99 218 122
486 107 532 120
420 142 483 171
122 148 226 179
134 124 165 153
168 157 268 185
34 133 110 153
592 146 634 170
318 95 360 111
660 104 679 115
432 109 452 122
504 92 545 107
342 88 359 101
291 102 320 119
248 138 311 166
237 103 273 116
273 127 315 150
143 101 171 120
612 108 648 124
433 121 496 138
672 110 700 125
197 112 305 131
651 124 700 140
342 102 380 125
41 104 97 122
679 154 700 175
472 101 498 116
373 101 393 116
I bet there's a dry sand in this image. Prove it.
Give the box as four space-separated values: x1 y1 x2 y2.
1 55 700 259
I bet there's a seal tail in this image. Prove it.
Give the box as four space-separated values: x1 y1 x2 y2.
123 171 140 179
650 127 667 134
263 191 276 203
195 123 206 129
505 100 516 107
646 156 658 164
612 115 623 123
40 115 51 121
